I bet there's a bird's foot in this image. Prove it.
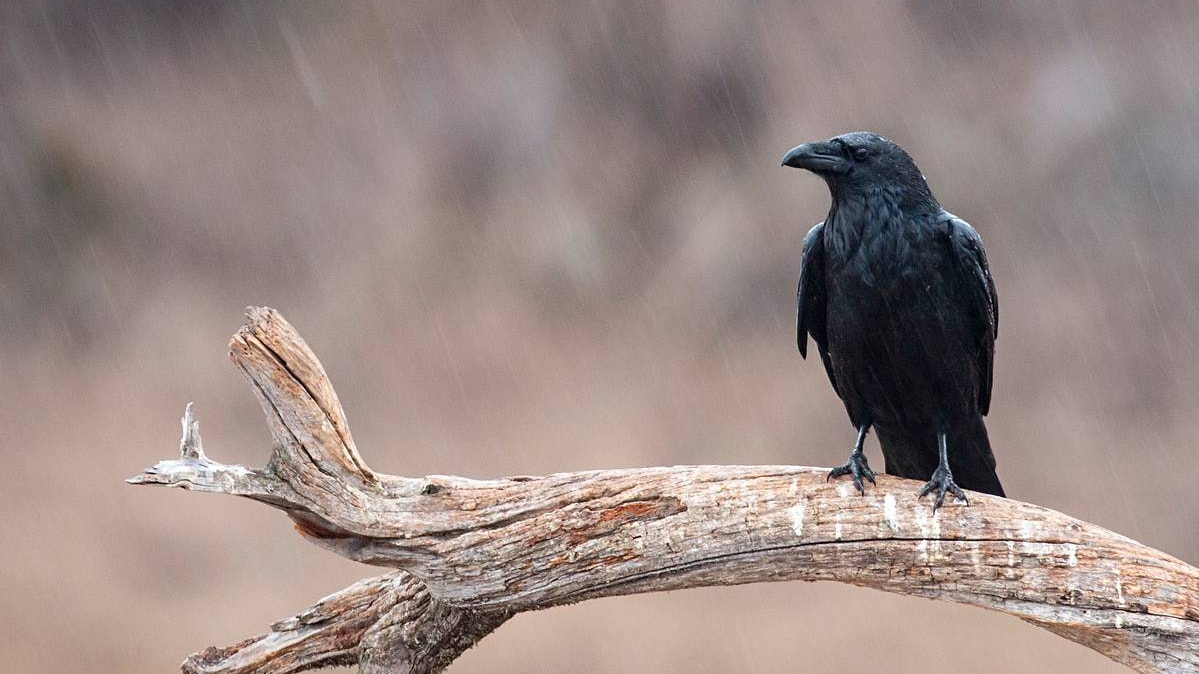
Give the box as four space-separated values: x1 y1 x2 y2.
918 466 968 511
827 452 876 495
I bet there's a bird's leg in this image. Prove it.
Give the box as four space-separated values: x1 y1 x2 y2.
827 424 875 495
919 432 969 511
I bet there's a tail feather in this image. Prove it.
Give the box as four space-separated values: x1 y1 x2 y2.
875 417 1004 497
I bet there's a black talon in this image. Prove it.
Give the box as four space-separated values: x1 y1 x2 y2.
918 464 968 511
827 453 876 495
827 424 875 495
918 432 969 511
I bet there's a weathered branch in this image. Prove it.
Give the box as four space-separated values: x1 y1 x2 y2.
130 307 1199 674
179 570 508 674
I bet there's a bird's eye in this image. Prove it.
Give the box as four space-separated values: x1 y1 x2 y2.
853 147 870 161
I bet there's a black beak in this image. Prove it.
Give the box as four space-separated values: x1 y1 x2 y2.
781 141 850 174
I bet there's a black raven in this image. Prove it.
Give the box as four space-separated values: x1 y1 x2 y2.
782 132 1003 510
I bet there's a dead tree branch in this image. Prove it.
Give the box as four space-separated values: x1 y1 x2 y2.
179 571 508 674
130 307 1199 674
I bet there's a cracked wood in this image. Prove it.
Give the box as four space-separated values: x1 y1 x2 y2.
129 307 1199 674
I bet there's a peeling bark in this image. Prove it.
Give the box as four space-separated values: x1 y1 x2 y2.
179 571 508 674
130 307 1199 673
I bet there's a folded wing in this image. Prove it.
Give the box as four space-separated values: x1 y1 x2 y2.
796 222 840 398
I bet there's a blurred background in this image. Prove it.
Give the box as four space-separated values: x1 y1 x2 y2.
3 1 1198 672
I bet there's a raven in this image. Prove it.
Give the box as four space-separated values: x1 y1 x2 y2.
782 132 1003 510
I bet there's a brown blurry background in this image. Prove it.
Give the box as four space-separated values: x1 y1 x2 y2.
3 1 1199 672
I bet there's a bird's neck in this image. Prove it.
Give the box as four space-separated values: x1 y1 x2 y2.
830 180 939 216
826 187 941 252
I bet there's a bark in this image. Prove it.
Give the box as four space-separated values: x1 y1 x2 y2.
180 571 508 674
129 307 1199 674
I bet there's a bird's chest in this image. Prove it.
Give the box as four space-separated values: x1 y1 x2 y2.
823 218 957 358
826 217 941 294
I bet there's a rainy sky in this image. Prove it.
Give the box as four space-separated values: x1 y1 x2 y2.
2 2 1198 673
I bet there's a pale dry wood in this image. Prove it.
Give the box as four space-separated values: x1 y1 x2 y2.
179 571 508 674
129 307 1199 674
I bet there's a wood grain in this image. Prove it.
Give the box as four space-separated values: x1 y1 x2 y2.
129 307 1199 674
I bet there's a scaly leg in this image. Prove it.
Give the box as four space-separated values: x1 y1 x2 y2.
827 424 875 495
918 432 968 511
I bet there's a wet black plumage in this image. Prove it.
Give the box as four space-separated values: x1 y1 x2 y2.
783 132 1004 509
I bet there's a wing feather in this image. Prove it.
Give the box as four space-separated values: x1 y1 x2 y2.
943 214 999 414
796 222 840 397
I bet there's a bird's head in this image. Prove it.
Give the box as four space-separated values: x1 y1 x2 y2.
781 132 936 209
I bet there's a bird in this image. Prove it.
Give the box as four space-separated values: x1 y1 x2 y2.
782 131 1004 510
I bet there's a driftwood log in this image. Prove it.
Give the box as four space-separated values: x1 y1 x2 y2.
129 307 1199 674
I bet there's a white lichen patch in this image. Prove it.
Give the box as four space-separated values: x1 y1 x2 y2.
1066 543 1078 567
788 476 799 497
883 493 899 532
1024 541 1056 557
929 509 942 555
912 507 943 557
913 509 930 564
1017 520 1057 557
787 501 806 537
914 507 929 537
1019 519 1034 541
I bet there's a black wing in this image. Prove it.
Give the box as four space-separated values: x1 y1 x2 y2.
796 222 840 397
943 213 999 415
